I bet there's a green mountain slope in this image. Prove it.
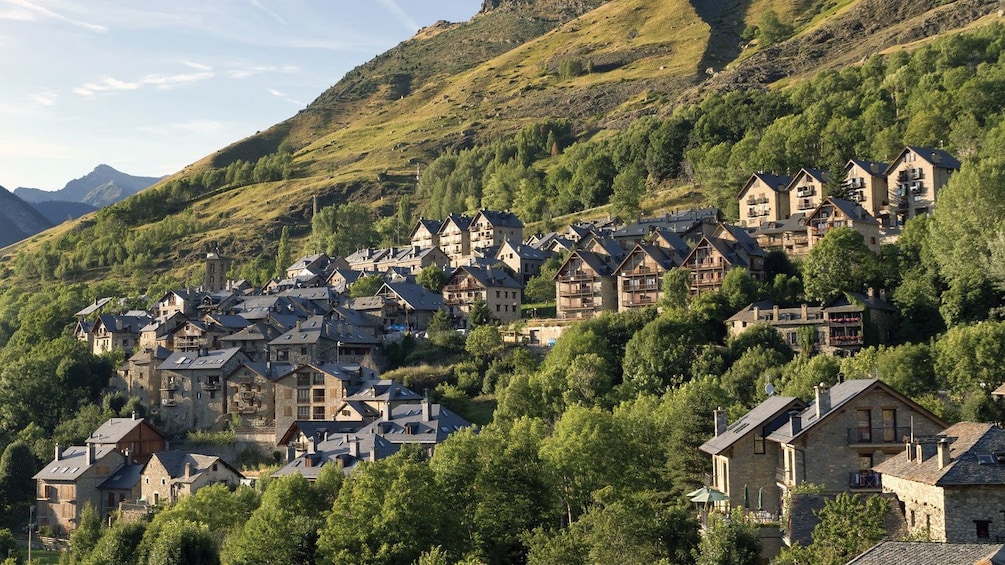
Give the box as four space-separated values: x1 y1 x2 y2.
2 0 1000 289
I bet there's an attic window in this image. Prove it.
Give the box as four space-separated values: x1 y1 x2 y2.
978 454 998 465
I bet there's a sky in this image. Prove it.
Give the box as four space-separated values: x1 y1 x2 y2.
0 0 482 191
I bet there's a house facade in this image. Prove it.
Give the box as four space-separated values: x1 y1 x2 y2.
157 347 248 433
885 146 961 226
442 265 522 327
140 452 243 506
554 250 619 319
738 173 792 228
843 159 889 226
806 197 882 254
787 168 828 216
34 445 125 534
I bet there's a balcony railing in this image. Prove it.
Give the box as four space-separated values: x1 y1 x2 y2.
849 471 882 489
829 334 863 345
161 398 177 407
847 426 911 444
203 383 220 391
828 315 862 325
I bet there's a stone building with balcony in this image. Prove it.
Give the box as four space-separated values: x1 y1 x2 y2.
409 218 443 250
874 422 1005 544
85 415 166 465
842 159 890 226
268 316 379 365
681 224 766 295
91 313 152 356
225 361 293 430
34 444 125 535
272 363 377 444
787 168 829 216
613 243 686 311
553 250 620 319
110 345 172 407
806 198 882 254
442 265 522 327
157 347 248 433
437 214 473 265
738 173 792 228
886 146 960 226
750 214 810 258
764 379 946 542
469 209 524 257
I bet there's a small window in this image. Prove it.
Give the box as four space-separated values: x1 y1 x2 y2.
976 520 991 539
754 433 765 455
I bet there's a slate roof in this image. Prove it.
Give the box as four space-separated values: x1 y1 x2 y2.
788 166 829 187
767 379 883 443
344 379 424 403
218 321 285 344
33 446 118 481
448 265 522 290
738 172 793 197
613 208 720 240
95 314 152 334
98 463 143 491
379 282 443 311
229 361 294 381
812 197 879 225
889 146 962 172
472 209 524 229
158 347 243 372
874 422 1005 486
847 541 1005 565
86 417 160 446
700 395 807 455
409 218 443 239
359 402 472 444
437 213 472 234
269 316 378 346
847 158 889 178
717 223 767 257
75 297 113 317
276 420 372 446
726 301 823 325
128 346 174 365
148 451 243 484
272 432 400 479
613 243 683 276
751 213 808 236
553 250 619 280
825 291 897 313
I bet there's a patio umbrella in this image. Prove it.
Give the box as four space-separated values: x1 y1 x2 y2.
686 486 707 498
758 487 764 512
743 484 749 509
689 486 729 504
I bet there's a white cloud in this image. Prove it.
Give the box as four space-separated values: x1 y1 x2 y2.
167 120 227 135
0 7 34 21
4 0 107 32
226 64 299 79
29 90 57 106
250 0 285 25
184 61 213 72
142 71 215 89
73 70 216 96
375 0 420 34
267 87 304 107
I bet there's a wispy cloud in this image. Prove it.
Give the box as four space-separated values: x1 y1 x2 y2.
375 0 419 34
226 64 299 79
3 0 107 32
138 119 227 137
250 0 285 25
184 61 213 72
267 87 304 107
73 70 215 96
29 90 57 106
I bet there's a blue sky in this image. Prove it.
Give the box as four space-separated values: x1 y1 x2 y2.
0 0 481 190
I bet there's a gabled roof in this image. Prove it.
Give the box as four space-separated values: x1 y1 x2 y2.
359 402 472 444
228 361 295 381
75 297 114 318
767 379 948 444
751 212 808 236
128 345 174 364
345 379 424 403
847 541 1005 565
874 422 1005 487
34 446 120 481
219 321 285 344
824 291 897 313
737 172 793 198
409 218 443 239
553 249 619 281
846 158 889 178
725 301 823 325
716 223 768 257
808 197 879 226
886 146 962 173
94 314 153 334
613 243 681 277
786 167 829 188
495 240 549 261
436 213 472 234
148 451 243 483
700 395 807 456
275 420 372 446
86 417 163 446
158 347 244 372
379 282 444 311
447 264 522 289
269 315 378 346
272 432 400 479
471 209 524 229
98 463 143 491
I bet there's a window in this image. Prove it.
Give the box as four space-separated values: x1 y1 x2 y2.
313 406 326 420
313 373 325 385
910 510 915 527
976 520 991 539
882 409 897 442
296 389 309 403
284 406 292 417
754 432 765 454
857 409 872 443
313 389 325 402
297 406 309 419
297 373 310 387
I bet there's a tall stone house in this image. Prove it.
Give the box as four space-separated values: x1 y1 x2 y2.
34 445 125 535
225 361 293 429
85 416 166 465
409 218 442 249
442 265 522 327
267 316 378 365
272 363 376 443
553 250 620 319
469 209 524 256
805 197 882 254
787 167 829 217
613 243 685 311
437 214 473 265
886 146 961 226
875 422 1005 543
738 172 792 228
842 159 889 226
157 347 248 433
140 452 243 506
681 224 766 294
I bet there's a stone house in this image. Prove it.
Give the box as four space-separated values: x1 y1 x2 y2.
358 399 471 456
885 146 960 227
751 214 810 258
373 245 451 274
842 159 890 226
682 224 766 294
157 347 248 433
273 432 399 479
875 422 1005 543
218 319 288 362
327 269 364 294
738 173 793 229
138 312 187 351
495 239 552 284
442 264 522 327
170 318 229 353
613 243 685 311
700 396 808 518
409 218 443 250
91 313 152 356
272 363 376 443
469 209 524 257
437 213 473 265
225 361 293 429
375 282 444 331
787 167 829 216
110 345 172 407
806 197 882 254
140 452 243 506
267 316 379 365
553 250 620 319
155 289 204 319
34 444 125 534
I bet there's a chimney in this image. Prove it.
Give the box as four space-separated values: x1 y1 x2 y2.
421 399 432 422
801 303 808 320
915 442 925 463
286 444 295 462
789 411 802 435
184 461 193 478
773 305 780 320
309 434 318 455
937 438 950 469
348 436 359 458
815 384 831 418
86 443 96 466
905 440 914 462
55 443 62 461
382 401 392 421
753 306 760 321
714 407 728 437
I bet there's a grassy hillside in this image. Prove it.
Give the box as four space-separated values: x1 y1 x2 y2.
1 0 1000 291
